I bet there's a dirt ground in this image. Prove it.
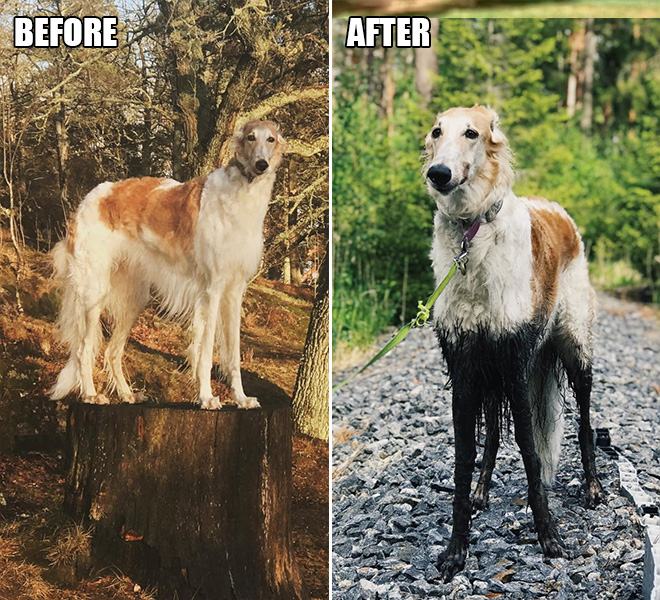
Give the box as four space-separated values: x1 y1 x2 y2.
0 240 328 600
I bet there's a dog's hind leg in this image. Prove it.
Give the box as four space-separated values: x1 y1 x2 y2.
555 285 605 508
555 342 604 506
218 279 259 409
104 269 149 403
509 377 565 558
568 364 604 507
69 256 113 404
473 397 499 512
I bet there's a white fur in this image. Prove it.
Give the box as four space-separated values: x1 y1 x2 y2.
431 191 534 336
51 122 284 409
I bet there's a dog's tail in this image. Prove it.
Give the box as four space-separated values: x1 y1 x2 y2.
530 345 565 485
50 239 95 400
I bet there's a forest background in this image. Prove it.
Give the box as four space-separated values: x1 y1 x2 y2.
333 18 660 351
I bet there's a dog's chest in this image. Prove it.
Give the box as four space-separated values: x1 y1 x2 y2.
431 212 534 336
196 177 272 277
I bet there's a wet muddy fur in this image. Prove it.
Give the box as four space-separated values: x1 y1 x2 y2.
434 323 605 582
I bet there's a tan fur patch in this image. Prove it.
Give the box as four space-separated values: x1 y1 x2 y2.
98 176 208 255
527 196 581 317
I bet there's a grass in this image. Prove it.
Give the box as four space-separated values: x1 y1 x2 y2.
589 258 644 290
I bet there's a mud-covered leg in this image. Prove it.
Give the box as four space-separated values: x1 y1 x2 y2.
438 389 478 582
570 365 605 507
473 399 499 511
510 382 565 557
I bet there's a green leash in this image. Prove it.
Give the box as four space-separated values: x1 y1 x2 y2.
332 215 483 393
332 259 460 392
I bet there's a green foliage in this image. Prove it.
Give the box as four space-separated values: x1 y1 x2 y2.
334 18 660 349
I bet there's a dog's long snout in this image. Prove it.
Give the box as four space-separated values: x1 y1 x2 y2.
255 159 269 173
427 164 452 188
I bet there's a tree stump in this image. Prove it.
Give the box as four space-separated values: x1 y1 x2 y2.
63 373 308 600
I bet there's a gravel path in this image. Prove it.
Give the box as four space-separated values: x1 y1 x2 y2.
332 294 660 599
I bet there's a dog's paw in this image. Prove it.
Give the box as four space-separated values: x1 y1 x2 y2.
471 487 489 512
200 396 223 410
586 478 606 508
235 395 260 409
436 541 467 582
539 530 566 558
84 394 110 405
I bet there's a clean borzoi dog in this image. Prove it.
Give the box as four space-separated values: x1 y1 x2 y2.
51 120 285 410
424 106 604 580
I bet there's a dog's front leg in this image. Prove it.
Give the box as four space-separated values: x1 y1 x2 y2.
220 281 260 409
438 391 478 582
510 382 565 557
197 288 223 409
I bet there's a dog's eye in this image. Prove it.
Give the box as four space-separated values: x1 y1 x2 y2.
431 127 442 139
267 136 275 143
465 129 478 140
247 134 256 142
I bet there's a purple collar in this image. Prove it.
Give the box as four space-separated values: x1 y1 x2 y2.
461 219 481 245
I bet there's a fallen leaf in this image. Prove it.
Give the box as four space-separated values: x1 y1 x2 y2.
493 569 516 583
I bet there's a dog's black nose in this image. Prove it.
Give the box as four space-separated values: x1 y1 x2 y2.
255 160 269 173
427 164 452 188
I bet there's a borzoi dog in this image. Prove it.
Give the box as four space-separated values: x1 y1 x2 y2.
424 106 604 580
51 120 285 410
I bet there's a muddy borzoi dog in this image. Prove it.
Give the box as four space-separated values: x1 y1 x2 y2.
424 106 604 580
51 120 285 409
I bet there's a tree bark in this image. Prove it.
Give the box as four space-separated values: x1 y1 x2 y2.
64 374 308 600
292 248 329 441
203 52 260 171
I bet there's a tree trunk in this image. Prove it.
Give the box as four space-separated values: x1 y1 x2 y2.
414 18 439 108
381 47 395 139
139 42 152 175
580 18 596 133
292 248 329 441
64 375 308 600
566 25 585 118
55 95 69 216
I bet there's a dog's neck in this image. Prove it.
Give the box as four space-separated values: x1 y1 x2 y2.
228 157 272 185
228 157 254 183
458 196 504 231
442 194 505 236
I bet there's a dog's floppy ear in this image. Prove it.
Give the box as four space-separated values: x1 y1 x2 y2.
487 108 507 145
230 125 246 156
274 122 287 150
